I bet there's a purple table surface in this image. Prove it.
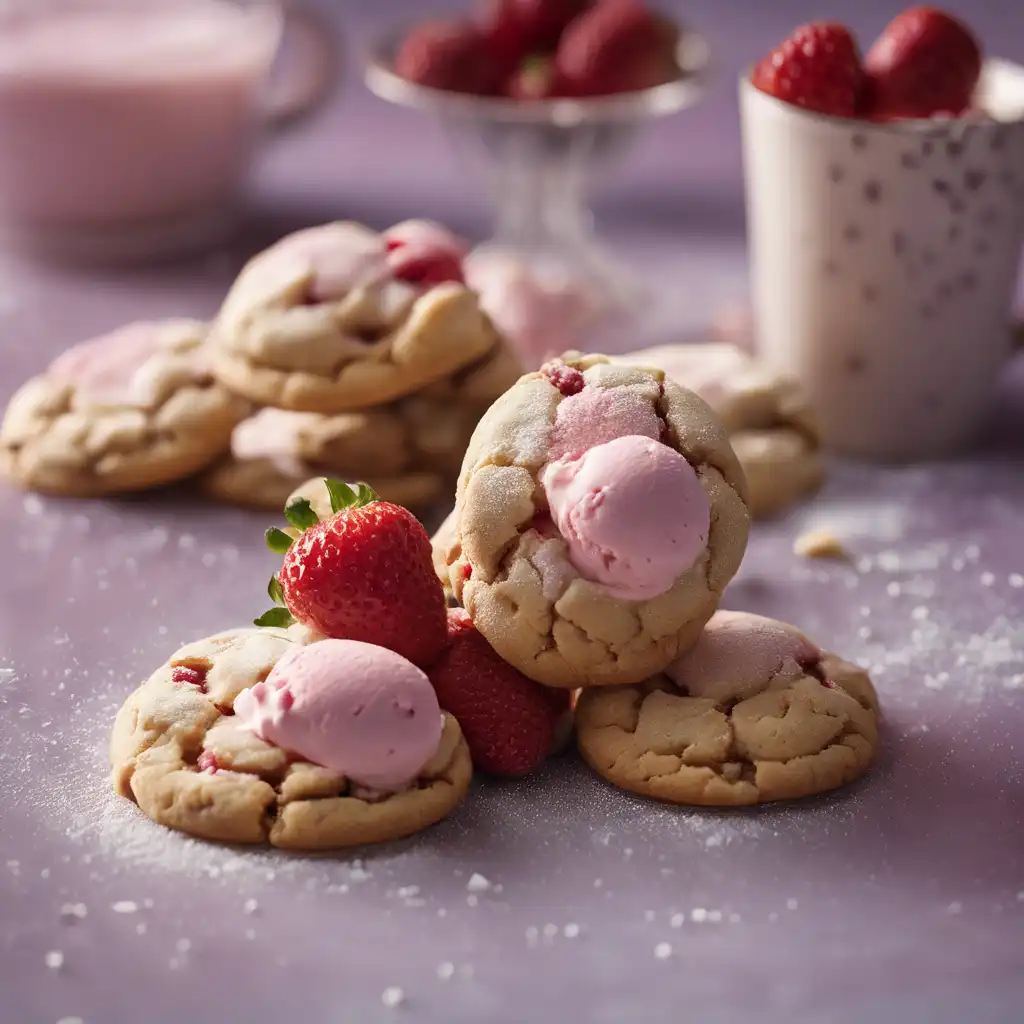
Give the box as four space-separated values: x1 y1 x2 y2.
2 3 1024 1023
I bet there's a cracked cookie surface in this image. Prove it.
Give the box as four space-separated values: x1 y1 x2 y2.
0 319 248 497
209 222 502 413
609 344 824 518
575 611 880 805
110 627 472 849
441 355 751 689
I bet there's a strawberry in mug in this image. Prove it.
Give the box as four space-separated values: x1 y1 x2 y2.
741 7 1024 460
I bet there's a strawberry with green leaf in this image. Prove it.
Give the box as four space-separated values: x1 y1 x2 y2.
256 479 448 669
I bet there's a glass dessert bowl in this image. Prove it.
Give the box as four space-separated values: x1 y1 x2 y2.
364 21 711 352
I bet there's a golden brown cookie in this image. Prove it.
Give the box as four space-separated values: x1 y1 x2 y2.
442 355 751 689
576 611 880 805
209 222 502 413
111 627 473 850
609 343 824 518
0 319 247 498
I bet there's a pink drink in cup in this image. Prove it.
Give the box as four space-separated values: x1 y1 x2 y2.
0 0 337 261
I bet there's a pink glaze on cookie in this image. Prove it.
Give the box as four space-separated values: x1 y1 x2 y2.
272 223 390 302
666 610 820 702
234 639 442 791
549 384 661 461
230 408 319 473
541 435 710 601
48 322 168 406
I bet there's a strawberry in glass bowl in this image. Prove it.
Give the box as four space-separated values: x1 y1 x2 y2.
364 1 710 351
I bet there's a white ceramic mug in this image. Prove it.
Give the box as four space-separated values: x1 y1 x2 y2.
741 59 1024 461
0 0 340 261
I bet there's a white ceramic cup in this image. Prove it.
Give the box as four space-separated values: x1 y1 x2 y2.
741 59 1024 461
0 0 340 262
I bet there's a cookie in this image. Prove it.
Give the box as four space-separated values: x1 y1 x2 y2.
609 343 824 518
576 610 880 805
0 319 247 498
432 508 458 596
111 627 473 850
442 356 751 689
209 221 502 413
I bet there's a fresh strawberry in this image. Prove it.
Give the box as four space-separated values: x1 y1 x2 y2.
863 7 981 120
257 481 448 669
555 1 681 97
504 55 563 99
428 609 570 777
384 220 467 286
751 22 864 117
480 0 594 60
396 20 502 95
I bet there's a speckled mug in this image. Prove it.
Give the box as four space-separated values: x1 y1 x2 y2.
741 59 1024 461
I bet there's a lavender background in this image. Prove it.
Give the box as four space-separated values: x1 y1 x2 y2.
1 3 1023 1023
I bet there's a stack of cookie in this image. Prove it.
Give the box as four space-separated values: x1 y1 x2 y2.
431 354 880 807
0 220 521 509
200 221 521 511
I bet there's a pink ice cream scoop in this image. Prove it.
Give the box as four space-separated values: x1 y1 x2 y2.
234 639 443 791
666 610 820 703
548 383 662 461
542 435 711 601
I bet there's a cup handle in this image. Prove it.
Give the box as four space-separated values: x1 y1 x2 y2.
263 3 341 131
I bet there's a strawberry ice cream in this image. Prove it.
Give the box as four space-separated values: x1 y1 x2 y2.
666 610 820 703
542 434 711 601
234 639 443 791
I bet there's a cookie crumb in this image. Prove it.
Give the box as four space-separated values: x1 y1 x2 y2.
466 872 492 893
111 900 138 914
57 1018 84 1024
794 529 848 560
669 913 685 928
786 898 799 911
45 951 64 971
654 942 673 960
437 962 455 981
563 923 581 938
60 903 87 922
1009 574 1023 588
381 986 405 1009
396 886 420 899
691 908 708 923
946 901 963 915
243 899 259 915
542 923 558 940
466 895 478 907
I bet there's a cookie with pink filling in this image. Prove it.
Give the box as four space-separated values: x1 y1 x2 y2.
576 611 881 805
0 319 248 497
210 220 502 413
439 355 751 689
111 628 472 849
608 343 824 518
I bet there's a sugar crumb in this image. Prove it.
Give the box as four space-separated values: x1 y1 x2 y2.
654 942 672 960
794 529 848 560
381 986 405 1009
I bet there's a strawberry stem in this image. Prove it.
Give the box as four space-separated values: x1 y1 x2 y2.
283 497 319 531
323 478 380 513
265 527 294 555
254 607 295 629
